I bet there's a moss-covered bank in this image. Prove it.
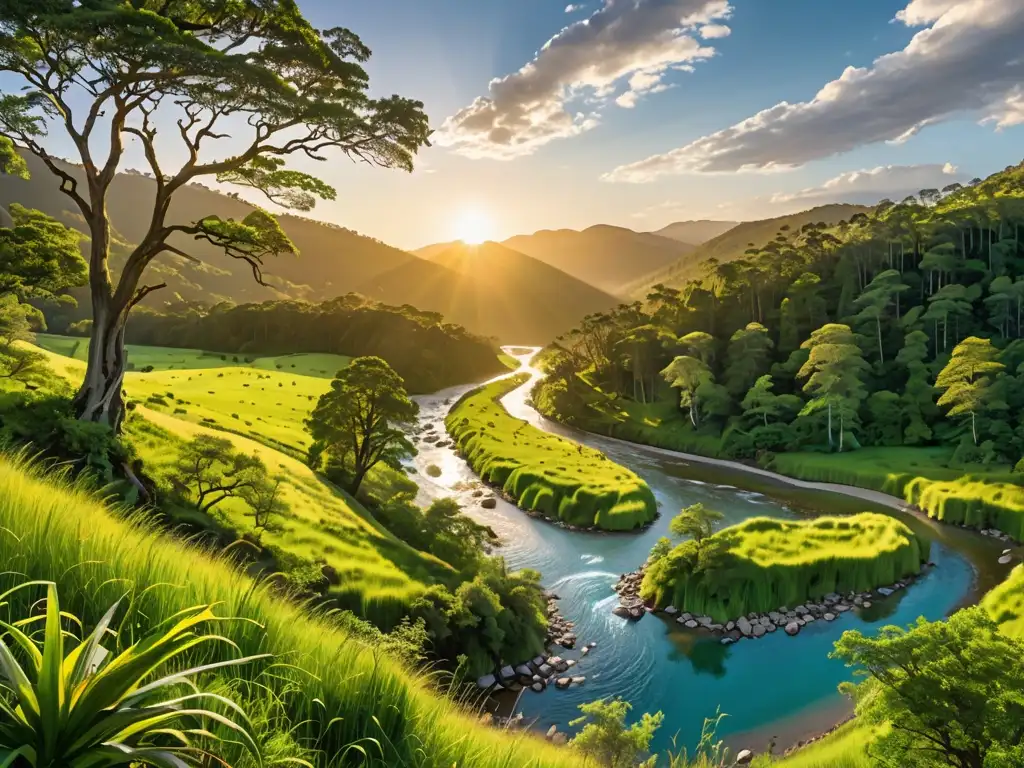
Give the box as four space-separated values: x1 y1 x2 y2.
641 513 930 622
446 375 658 531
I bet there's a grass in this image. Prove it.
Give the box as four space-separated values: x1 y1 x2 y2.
446 375 658 531
984 564 1024 637
642 513 930 622
770 451 1024 542
772 723 876 768
498 353 520 371
0 453 582 768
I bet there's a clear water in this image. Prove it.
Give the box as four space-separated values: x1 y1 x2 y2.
410 349 1007 753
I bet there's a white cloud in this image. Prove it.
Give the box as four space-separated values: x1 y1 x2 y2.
605 0 1024 182
435 0 732 160
770 163 965 205
699 24 731 39
565 4 585 12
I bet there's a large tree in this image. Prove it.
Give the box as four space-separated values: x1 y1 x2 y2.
935 336 1006 445
0 2 430 429
832 608 1024 768
306 356 418 496
797 323 870 451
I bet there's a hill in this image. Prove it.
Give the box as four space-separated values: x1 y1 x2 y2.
651 219 738 245
629 204 869 297
357 241 620 343
0 153 433 307
500 224 691 294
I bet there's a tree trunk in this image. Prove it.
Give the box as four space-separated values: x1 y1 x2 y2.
839 411 844 452
877 316 884 364
74 294 131 430
971 411 977 445
827 401 833 448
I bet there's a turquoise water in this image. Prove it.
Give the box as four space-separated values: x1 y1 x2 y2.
410 350 1008 754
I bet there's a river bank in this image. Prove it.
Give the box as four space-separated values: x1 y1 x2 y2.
407 348 1012 757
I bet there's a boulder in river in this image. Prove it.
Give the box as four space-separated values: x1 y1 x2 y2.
480 497 498 509
612 606 631 619
785 622 800 636
736 617 753 637
555 677 571 689
752 625 767 638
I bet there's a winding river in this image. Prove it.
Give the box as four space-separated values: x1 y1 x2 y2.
409 348 1011 755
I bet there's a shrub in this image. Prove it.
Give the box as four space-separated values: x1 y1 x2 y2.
425 464 442 477
139 365 154 373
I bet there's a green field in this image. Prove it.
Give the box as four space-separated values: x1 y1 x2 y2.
773 723 876 768
0 454 580 768
446 375 658 531
642 513 930 622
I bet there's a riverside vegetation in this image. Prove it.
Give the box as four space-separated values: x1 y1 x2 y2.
446 375 658 531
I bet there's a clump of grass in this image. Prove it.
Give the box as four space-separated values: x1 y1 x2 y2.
642 513 930 621
446 375 657 531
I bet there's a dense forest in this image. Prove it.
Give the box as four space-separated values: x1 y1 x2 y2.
537 161 1024 467
110 295 505 393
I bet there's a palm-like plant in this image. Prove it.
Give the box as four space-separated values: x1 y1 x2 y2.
0 581 266 767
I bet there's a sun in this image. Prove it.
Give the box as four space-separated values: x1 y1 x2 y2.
454 207 493 245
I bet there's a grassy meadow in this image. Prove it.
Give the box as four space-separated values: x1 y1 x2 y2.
0 454 582 768
642 513 930 622
446 375 658 530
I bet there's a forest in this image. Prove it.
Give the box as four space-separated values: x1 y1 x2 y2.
113 294 506 393
537 161 1024 469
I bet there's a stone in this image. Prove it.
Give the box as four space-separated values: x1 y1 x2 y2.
726 621 735 632
680 613 693 622
676 616 689 624
765 623 777 633
736 749 754 765
480 498 497 509
1003 548 1013 556
664 605 679 615
581 647 590 655
794 605 808 615
552 732 568 746
685 619 699 629
565 659 576 668
589 641 597 648
758 616 773 627
862 601 872 609
476 674 496 689
531 682 544 692
628 607 645 620
538 664 553 676
824 612 836 621
737 616 753 637
785 621 800 636
698 615 713 627
499 666 516 682
559 635 576 649
752 624 767 638
612 606 630 619
999 555 1013 565
877 587 894 597
571 676 586 685
768 611 783 623
835 604 851 613
803 615 816 623
555 677 571 689
545 725 558 741
721 636 736 645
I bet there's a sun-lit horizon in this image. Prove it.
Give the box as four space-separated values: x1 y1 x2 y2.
453 207 495 245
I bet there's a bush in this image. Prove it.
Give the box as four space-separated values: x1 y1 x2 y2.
425 464 442 477
139 364 154 373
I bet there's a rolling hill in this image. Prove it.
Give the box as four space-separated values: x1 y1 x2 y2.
358 241 621 343
651 219 738 245
0 153 432 308
500 224 691 294
628 204 870 297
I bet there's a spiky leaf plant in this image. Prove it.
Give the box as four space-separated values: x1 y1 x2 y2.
0 581 266 767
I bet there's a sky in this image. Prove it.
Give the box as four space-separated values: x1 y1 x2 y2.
13 0 1024 250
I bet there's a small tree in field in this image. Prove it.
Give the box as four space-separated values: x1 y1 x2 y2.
241 474 288 534
306 356 418 496
832 607 1024 768
174 434 267 513
668 502 724 551
569 697 663 768
0 3 430 429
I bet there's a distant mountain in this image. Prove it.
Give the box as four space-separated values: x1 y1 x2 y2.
628 204 870 297
358 241 620 343
499 224 692 295
651 220 738 245
0 154 425 309
413 241 462 260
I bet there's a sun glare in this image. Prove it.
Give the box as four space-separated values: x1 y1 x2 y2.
454 208 493 245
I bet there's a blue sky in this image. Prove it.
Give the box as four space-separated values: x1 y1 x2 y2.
28 0 1022 250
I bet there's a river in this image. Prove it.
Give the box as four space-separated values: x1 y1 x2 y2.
409 347 1010 755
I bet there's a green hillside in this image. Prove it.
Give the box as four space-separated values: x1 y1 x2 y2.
629 204 869 297
360 241 621 343
501 224 692 295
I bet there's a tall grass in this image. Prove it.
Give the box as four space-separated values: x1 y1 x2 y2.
642 513 930 622
446 376 657 530
0 454 582 767
772 723 876 768
984 564 1024 637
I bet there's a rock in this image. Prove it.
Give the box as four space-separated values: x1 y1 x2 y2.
664 605 679 615
321 564 341 585
612 606 630 619
752 624 767 638
555 677 571 689
476 674 496 689
581 647 590 656
538 664 553 676
824 612 836 621
684 619 699 629
559 635 576 649
565 659 577 668
736 749 754 765
515 664 533 678
480 498 497 509
680 613 693 622
765 623 777 633
545 725 558 741
531 682 545 692
877 587 894 597
835 604 851 613
861 601 872 609
709 623 724 632
533 655 546 666
571 676 586 685
628 607 645 620
768 611 783 623
499 665 516 682
999 554 1013 565
794 605 808 616
737 616 753 637
758 616 773 627
698 615 713 627
785 621 800 636
676 616 689 624
721 636 736 645
803 615 816 623
726 621 735 632
1003 548 1013 556
552 732 568 746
